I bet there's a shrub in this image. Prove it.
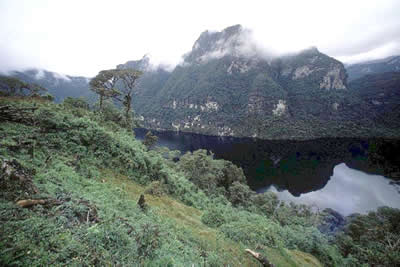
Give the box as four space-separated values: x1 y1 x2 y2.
177 150 246 195
145 181 165 196
63 97 90 110
42 93 55 101
336 207 400 266
227 181 253 207
201 205 227 227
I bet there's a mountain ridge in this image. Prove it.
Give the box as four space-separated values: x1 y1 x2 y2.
7 68 94 102
346 55 400 81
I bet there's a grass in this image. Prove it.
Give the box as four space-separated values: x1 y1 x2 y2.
102 169 323 267
0 97 326 266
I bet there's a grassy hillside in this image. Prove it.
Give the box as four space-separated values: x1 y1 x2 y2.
1 96 399 266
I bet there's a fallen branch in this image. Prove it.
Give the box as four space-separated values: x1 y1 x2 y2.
16 199 46 208
245 249 275 267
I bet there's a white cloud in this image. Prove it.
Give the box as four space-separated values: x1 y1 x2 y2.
34 69 45 79
0 0 399 76
52 72 71 82
337 42 400 64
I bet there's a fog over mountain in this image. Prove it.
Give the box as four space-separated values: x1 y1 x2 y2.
0 0 399 76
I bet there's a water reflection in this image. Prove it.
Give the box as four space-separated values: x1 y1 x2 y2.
265 163 400 216
135 128 400 215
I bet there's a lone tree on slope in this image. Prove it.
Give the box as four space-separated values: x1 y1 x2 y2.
90 69 142 126
115 69 142 119
89 69 120 110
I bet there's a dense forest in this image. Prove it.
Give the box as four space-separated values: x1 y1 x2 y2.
1 80 399 266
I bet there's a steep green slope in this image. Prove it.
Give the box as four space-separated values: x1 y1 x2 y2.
349 72 400 129
1 96 399 266
0 96 326 266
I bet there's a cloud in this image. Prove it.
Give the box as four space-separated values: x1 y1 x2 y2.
34 69 45 79
337 42 400 64
186 27 276 64
0 0 399 75
52 72 71 82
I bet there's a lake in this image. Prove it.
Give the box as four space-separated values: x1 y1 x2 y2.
135 128 400 215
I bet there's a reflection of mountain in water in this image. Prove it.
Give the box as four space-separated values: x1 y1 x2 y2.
135 128 400 196
268 163 400 215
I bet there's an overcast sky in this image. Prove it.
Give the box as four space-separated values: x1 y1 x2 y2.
1 0 399 76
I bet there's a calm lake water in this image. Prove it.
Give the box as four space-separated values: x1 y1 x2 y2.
135 128 400 215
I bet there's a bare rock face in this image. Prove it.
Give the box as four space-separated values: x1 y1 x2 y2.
320 65 347 90
293 66 314 79
272 100 287 116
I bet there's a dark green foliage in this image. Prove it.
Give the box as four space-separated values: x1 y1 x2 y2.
143 131 158 149
201 205 227 227
177 149 246 195
63 97 90 110
96 99 129 128
250 192 280 216
349 72 400 129
41 93 55 101
227 181 253 207
336 207 400 266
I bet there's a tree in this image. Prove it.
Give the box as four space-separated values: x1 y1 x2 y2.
228 181 253 207
63 97 90 110
142 131 158 149
27 83 47 96
90 69 142 127
89 70 120 109
177 149 247 195
115 69 142 120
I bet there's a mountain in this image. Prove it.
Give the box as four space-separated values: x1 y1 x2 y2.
128 25 396 139
117 54 152 71
8 68 94 102
346 55 400 81
349 71 400 129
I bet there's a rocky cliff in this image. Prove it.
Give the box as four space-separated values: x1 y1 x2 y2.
128 25 393 139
